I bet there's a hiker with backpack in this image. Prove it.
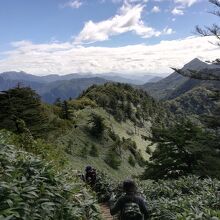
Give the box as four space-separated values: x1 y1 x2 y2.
110 179 149 220
85 165 97 186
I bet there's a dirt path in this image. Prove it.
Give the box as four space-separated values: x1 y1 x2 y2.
100 203 113 220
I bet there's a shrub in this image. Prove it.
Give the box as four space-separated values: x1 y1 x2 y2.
89 144 99 157
141 176 220 220
80 146 88 158
88 113 106 138
0 144 101 220
105 149 121 169
128 155 136 167
146 146 152 155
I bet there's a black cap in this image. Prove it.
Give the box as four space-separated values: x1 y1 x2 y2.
85 165 92 172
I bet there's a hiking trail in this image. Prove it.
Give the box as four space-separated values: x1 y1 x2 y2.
100 203 113 220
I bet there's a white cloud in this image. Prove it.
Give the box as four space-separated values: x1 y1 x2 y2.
74 3 171 43
171 7 184 15
112 0 148 3
151 6 161 13
171 0 200 15
174 0 199 7
0 36 218 76
75 4 157 43
62 0 83 9
163 27 174 34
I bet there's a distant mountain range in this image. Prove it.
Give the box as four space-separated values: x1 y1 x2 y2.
37 77 108 103
0 74 107 103
1 58 219 107
0 71 163 103
0 71 163 85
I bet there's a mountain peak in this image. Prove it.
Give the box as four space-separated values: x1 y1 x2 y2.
182 58 208 71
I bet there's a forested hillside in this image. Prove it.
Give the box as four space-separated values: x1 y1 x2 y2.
0 83 166 179
0 78 220 219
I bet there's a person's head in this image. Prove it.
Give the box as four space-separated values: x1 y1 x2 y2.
123 179 137 193
85 165 92 172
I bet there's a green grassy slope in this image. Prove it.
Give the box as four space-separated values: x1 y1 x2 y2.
49 107 152 180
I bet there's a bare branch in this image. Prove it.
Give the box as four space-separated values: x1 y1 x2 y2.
171 68 220 81
209 0 220 8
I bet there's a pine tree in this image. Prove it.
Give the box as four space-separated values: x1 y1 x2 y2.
0 86 47 136
88 113 105 138
61 100 70 120
54 98 62 107
143 120 220 180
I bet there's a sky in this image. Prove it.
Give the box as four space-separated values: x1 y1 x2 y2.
0 0 219 76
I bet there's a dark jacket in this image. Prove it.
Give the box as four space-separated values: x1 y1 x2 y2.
85 169 96 184
110 192 149 220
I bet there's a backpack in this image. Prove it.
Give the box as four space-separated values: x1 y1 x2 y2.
86 169 96 184
122 202 143 220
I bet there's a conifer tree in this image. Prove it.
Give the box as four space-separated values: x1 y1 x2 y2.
0 86 47 136
143 120 220 180
61 100 70 120
88 113 105 138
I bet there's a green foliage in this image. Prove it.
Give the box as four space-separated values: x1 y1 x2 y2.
0 86 48 137
54 97 62 107
61 100 75 120
128 155 136 167
0 129 68 171
81 83 169 126
61 100 70 119
146 146 152 155
68 97 97 110
122 138 145 167
105 149 122 169
141 176 220 220
143 120 220 180
93 173 220 220
79 146 88 158
88 113 106 138
0 144 101 220
65 139 73 155
89 144 99 157
92 171 117 203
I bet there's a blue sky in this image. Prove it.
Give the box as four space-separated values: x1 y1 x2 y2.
0 0 219 75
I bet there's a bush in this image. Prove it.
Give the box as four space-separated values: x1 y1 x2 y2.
105 149 121 169
88 113 106 138
0 144 101 220
144 120 220 180
128 155 136 167
80 146 88 158
89 144 99 157
146 146 152 155
141 176 220 220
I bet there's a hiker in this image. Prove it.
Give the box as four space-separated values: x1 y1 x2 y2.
85 165 97 186
110 179 149 220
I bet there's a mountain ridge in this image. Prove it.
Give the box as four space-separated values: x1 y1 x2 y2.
142 58 220 100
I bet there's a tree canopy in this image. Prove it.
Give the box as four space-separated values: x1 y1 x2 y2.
143 120 220 180
0 86 47 136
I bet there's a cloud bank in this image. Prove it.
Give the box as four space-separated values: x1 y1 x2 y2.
0 36 218 76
